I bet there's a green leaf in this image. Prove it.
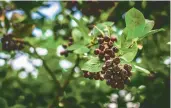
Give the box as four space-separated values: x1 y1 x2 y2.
81 57 104 72
142 19 154 35
72 28 82 42
138 28 165 40
102 22 114 26
125 8 145 39
92 21 114 36
69 15 89 37
67 43 82 50
120 42 138 62
74 46 90 54
118 28 128 48
70 15 91 45
67 43 90 54
41 37 62 49
24 37 64 49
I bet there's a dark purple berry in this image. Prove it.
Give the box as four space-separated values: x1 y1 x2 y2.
88 73 95 80
104 54 110 61
111 82 117 88
98 38 104 44
127 71 132 77
113 65 121 72
105 49 113 55
104 74 111 79
60 50 67 55
105 60 112 67
83 71 89 78
102 65 107 71
106 70 113 75
113 57 120 65
94 49 100 55
62 44 67 48
113 47 119 53
121 69 127 75
117 82 124 89
100 76 104 81
99 50 104 56
104 36 110 42
108 41 113 48
111 36 117 42
94 73 100 80
124 64 132 72
99 44 105 50
101 70 106 74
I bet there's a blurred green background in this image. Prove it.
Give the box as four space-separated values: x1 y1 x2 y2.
0 1 170 108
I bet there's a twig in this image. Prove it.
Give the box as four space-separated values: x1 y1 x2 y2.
48 55 80 108
134 65 151 75
25 42 80 107
87 42 98 48
93 25 104 36
25 42 61 88
62 55 80 90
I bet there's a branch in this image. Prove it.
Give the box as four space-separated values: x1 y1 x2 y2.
62 55 80 90
48 55 80 108
25 42 80 107
26 42 61 88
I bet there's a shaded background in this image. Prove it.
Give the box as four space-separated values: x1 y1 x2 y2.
0 1 170 108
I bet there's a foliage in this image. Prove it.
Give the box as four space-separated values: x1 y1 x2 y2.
0 1 170 108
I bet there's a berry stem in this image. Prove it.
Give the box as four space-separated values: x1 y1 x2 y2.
134 65 151 75
105 25 111 37
94 25 105 36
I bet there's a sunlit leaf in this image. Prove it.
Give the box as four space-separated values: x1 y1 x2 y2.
142 19 154 35
125 8 145 39
72 28 82 42
120 42 138 62
69 15 89 37
81 57 104 72
138 28 165 40
67 43 82 50
74 46 90 54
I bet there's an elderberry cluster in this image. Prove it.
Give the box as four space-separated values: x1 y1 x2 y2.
1 34 25 51
83 36 132 89
60 37 73 57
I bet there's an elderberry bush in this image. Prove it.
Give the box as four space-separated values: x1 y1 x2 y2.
0 1 169 108
83 35 132 89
